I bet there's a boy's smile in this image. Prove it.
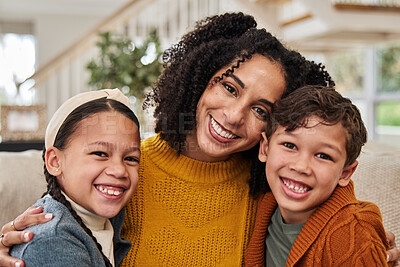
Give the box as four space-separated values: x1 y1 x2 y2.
259 116 358 224
280 177 312 197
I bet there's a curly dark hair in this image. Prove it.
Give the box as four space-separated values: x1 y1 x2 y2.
265 85 367 167
144 12 335 196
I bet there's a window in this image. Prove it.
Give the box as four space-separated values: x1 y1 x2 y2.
326 41 400 147
0 22 36 105
330 49 364 96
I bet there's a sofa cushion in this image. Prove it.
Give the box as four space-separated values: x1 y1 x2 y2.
0 150 46 227
353 147 400 243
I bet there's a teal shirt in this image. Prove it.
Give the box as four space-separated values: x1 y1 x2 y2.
265 208 304 267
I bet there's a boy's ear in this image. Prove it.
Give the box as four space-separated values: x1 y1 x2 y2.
46 147 62 176
338 160 358 187
258 132 269 163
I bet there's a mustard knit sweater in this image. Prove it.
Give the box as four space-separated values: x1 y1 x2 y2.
245 181 392 267
120 134 258 266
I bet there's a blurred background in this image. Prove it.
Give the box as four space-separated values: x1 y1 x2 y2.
0 0 399 148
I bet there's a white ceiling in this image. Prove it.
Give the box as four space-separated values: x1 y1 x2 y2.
2 0 400 53
0 0 131 18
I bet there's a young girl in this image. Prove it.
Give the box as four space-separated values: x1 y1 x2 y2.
10 89 140 266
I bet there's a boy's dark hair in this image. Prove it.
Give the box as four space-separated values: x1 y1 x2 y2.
144 12 334 153
265 85 367 167
42 98 139 267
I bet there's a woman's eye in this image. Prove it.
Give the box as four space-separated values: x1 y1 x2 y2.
91 151 108 157
253 107 268 120
316 153 332 161
222 82 237 96
283 142 297 150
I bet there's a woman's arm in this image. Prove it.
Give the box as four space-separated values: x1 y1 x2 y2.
0 207 53 267
387 231 400 266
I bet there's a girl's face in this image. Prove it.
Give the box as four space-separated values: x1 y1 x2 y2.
50 111 140 218
184 54 286 162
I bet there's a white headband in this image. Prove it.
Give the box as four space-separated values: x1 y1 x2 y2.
45 89 131 149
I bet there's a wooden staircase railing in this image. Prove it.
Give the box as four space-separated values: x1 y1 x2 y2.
20 0 154 90
279 0 400 28
24 0 227 123
332 0 400 11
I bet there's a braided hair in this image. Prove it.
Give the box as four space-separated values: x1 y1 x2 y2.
144 12 335 196
42 98 138 267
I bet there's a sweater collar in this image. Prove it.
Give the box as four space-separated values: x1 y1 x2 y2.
143 133 252 184
245 181 358 266
286 180 358 265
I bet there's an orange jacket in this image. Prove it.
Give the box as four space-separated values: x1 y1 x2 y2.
245 181 392 267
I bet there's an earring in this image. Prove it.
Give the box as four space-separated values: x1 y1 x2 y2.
56 168 59 172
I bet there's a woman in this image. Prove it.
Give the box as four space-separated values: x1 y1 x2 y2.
0 12 398 267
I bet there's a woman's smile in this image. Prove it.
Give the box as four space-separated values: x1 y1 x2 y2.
209 115 239 141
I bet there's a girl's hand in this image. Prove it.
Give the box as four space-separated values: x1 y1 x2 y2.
387 231 400 266
0 206 53 267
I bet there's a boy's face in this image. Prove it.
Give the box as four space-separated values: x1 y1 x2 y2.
259 116 358 224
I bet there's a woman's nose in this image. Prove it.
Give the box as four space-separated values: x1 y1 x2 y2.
225 105 245 127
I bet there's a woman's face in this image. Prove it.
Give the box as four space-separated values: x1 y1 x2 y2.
183 54 286 162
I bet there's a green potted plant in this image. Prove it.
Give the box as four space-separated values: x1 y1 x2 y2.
87 29 163 111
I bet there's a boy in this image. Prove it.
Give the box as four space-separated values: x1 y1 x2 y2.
245 86 392 266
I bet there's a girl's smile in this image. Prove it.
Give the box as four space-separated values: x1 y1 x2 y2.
95 184 128 198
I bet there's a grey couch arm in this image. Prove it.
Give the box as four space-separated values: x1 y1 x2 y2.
353 144 400 241
0 150 46 227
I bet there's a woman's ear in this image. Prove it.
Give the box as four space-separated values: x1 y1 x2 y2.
258 132 269 163
46 147 62 176
338 160 358 187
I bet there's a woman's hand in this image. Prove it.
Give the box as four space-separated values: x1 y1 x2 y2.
387 231 400 266
0 206 53 267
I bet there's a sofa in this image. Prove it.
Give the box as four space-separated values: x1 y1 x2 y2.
1 141 399 240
